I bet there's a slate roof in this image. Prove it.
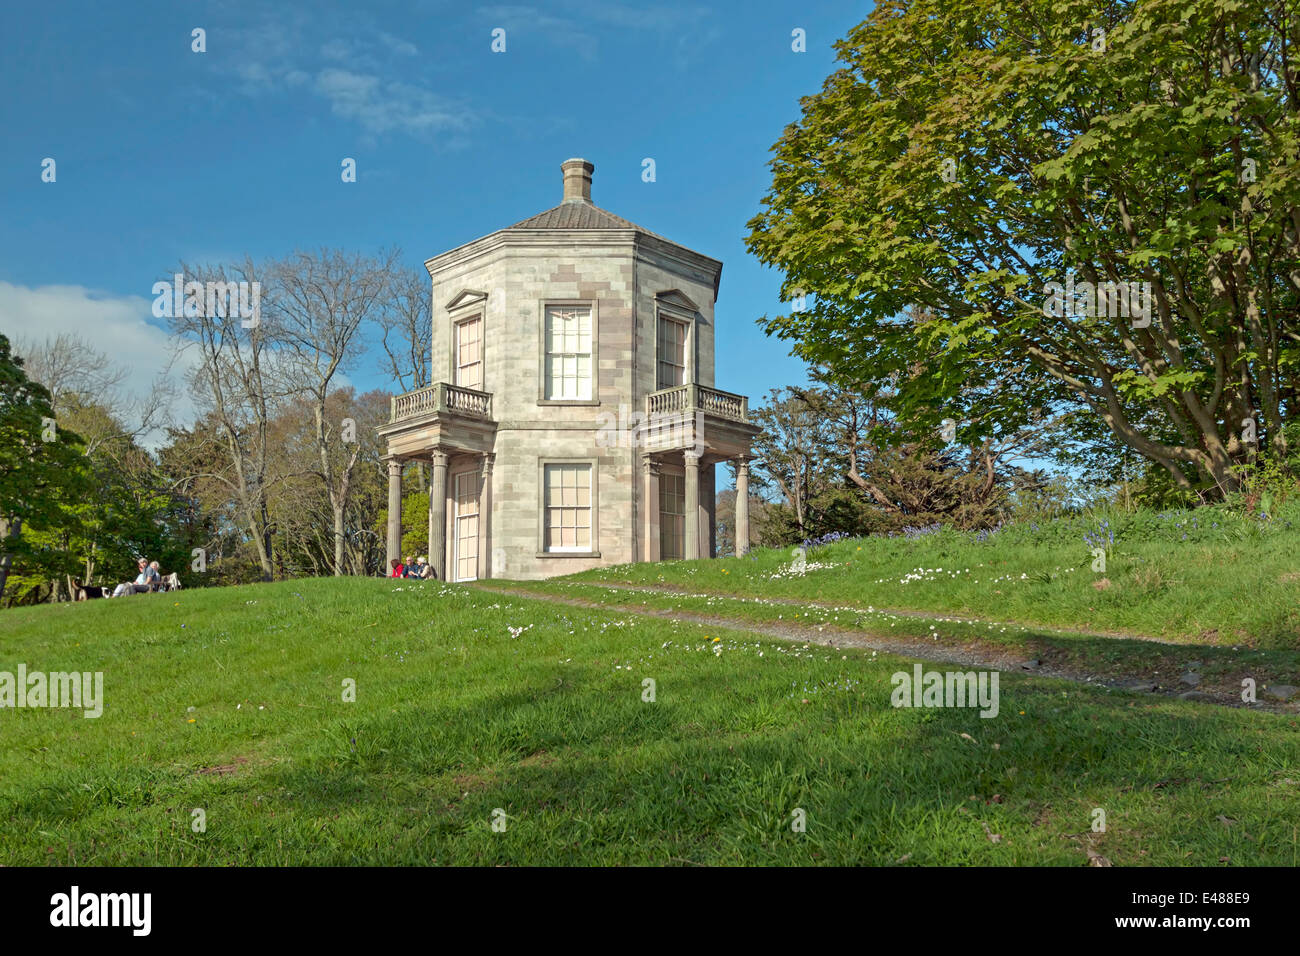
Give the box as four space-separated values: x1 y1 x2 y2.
506 201 672 242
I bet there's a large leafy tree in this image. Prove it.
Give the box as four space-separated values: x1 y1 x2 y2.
0 335 89 599
13 398 187 602
747 0 1300 495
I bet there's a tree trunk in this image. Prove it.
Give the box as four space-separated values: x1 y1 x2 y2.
0 516 17 597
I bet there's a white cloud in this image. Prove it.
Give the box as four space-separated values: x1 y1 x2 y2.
479 2 716 64
480 5 598 58
0 282 200 450
320 38 352 61
377 31 419 57
314 69 476 137
214 14 473 141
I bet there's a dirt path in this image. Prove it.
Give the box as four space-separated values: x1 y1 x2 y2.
470 582 1289 712
582 581 1182 646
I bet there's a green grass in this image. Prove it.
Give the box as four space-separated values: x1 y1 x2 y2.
1 576 1298 865
566 509 1300 648
487 578 1300 700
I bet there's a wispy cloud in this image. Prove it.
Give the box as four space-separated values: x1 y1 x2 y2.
215 9 476 142
480 1 716 65
314 69 473 137
480 4 599 58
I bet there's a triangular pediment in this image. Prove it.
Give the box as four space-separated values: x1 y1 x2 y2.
654 289 701 313
445 288 489 311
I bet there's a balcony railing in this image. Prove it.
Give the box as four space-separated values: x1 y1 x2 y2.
645 383 749 422
390 382 493 422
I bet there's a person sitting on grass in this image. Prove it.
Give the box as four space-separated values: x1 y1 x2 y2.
389 558 404 579
413 556 435 580
111 557 158 597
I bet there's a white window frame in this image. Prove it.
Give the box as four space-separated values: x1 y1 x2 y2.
654 303 695 391
539 301 598 404
452 469 480 582
656 314 689 390
659 469 686 560
538 459 599 556
454 314 484 391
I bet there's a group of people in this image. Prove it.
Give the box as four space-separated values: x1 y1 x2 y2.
109 558 163 598
390 555 436 580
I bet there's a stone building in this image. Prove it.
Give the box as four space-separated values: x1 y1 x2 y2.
379 158 759 580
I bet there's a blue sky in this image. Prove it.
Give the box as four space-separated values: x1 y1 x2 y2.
1 0 870 420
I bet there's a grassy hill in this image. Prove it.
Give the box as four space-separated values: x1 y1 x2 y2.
573 503 1300 648
1 561 1298 865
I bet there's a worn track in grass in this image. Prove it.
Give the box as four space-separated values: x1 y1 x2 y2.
471 581 1298 713
587 581 1184 645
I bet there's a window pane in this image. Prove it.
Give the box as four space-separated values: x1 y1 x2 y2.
657 317 687 389
660 473 685 559
544 307 593 400
543 464 593 551
456 316 483 389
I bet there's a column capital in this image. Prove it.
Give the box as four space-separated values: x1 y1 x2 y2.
385 456 403 475
641 456 660 476
683 449 703 464
430 449 449 468
481 452 495 475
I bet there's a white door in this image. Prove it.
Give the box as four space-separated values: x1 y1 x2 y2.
453 471 479 582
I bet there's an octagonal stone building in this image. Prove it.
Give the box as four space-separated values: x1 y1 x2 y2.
379 158 759 580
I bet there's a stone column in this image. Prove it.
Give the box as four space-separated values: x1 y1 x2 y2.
429 450 449 580
735 456 751 557
703 461 716 558
684 450 701 561
477 454 494 580
642 457 660 562
385 457 403 572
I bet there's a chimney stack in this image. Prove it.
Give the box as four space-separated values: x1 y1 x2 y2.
561 158 594 203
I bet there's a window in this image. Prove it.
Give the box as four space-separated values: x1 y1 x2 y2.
659 473 685 560
544 463 592 552
657 316 687 390
454 471 480 581
455 315 483 390
544 306 592 400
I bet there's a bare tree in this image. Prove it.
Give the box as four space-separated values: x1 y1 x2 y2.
15 333 127 403
15 333 173 456
271 248 401 576
750 387 827 535
166 258 280 579
377 268 432 393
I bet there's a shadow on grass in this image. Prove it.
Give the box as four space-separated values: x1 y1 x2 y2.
246 669 1298 865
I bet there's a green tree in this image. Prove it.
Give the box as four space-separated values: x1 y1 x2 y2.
747 0 1300 496
751 378 1035 544
0 334 90 600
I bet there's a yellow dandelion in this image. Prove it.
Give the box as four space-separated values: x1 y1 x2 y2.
187 718 196 723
